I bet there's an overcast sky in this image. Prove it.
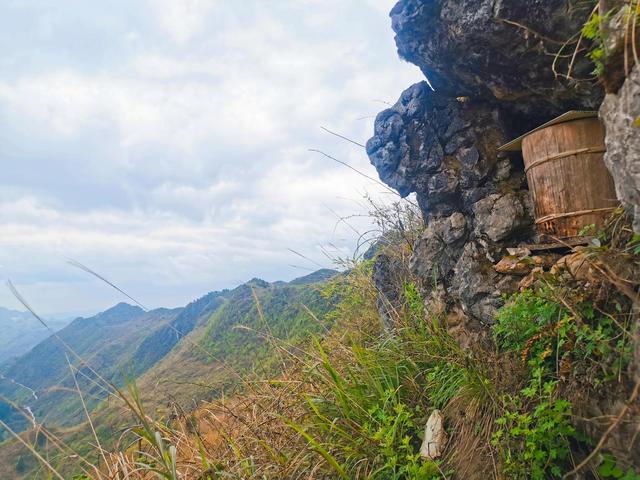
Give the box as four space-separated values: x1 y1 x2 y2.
0 0 421 317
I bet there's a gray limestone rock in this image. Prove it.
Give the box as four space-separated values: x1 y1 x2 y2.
366 82 508 217
410 212 468 282
451 240 520 324
389 0 602 118
472 191 533 242
600 64 640 232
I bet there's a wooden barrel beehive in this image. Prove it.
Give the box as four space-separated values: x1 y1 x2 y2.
521 116 618 238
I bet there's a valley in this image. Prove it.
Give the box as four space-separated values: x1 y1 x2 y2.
0 269 338 477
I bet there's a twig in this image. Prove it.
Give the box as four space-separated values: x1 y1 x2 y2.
567 27 586 79
552 4 598 80
496 17 570 45
67 259 148 310
307 148 400 197
564 377 640 478
320 126 365 148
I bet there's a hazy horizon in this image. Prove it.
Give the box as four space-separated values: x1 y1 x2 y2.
0 1 422 317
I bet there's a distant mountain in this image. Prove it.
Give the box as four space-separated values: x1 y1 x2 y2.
0 303 185 436
0 307 70 363
288 268 340 285
0 270 338 449
127 290 228 377
136 272 336 407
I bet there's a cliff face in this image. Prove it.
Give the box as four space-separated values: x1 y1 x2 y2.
366 0 638 334
367 0 640 470
367 82 533 330
600 64 640 232
389 0 602 118
367 0 606 333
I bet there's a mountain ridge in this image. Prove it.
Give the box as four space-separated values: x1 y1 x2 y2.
0 268 340 446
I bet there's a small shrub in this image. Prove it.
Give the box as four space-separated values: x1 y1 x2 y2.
493 288 564 354
494 286 632 385
492 355 575 480
492 391 574 479
492 275 637 478
599 454 640 479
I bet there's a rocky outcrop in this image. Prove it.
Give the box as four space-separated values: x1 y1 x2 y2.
599 63 640 467
600 64 640 233
367 81 534 325
409 212 467 283
367 82 513 216
366 1 640 475
390 0 602 119
368 0 602 328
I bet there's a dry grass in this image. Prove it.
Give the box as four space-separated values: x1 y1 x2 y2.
553 0 640 89
4 204 637 479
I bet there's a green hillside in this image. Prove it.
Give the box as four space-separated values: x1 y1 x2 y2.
0 304 183 439
135 270 339 408
0 270 339 478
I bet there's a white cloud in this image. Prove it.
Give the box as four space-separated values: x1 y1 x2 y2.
148 0 219 44
0 72 282 151
0 0 422 315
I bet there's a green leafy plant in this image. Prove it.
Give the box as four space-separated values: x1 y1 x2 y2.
492 391 574 479
582 10 614 76
296 336 443 479
493 357 575 479
493 288 564 354
491 281 637 478
599 454 640 479
283 279 465 479
494 286 632 385
627 233 640 255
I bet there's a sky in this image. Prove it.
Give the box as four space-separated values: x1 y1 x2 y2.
0 0 422 317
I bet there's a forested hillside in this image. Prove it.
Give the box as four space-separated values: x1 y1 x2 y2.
0 270 338 477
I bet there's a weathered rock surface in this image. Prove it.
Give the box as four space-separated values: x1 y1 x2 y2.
451 240 520 324
368 0 606 329
420 409 447 460
472 191 532 242
390 0 602 119
368 81 532 325
495 253 559 276
366 82 507 208
410 212 467 282
597 43 640 444
494 255 533 276
600 64 640 232
372 252 407 329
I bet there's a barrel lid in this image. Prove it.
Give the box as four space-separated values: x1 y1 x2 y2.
498 111 598 152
